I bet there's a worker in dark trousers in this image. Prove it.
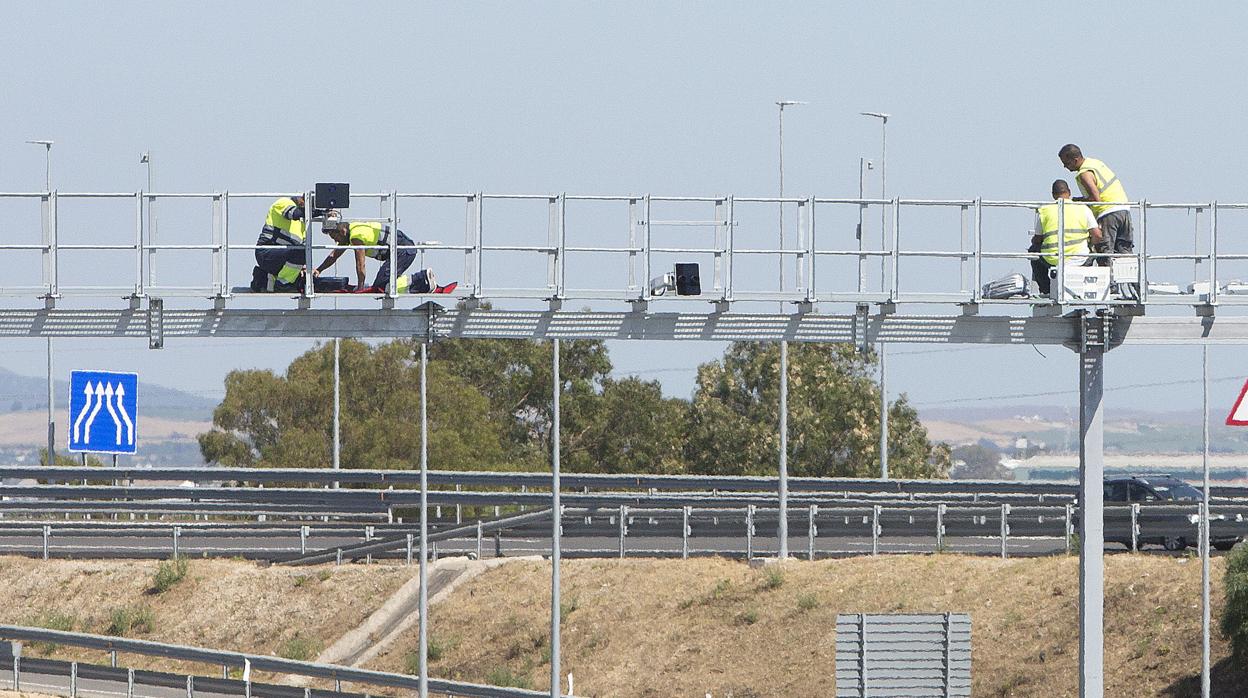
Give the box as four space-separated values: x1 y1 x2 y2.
251 195 326 291
314 218 418 292
1059 144 1129 258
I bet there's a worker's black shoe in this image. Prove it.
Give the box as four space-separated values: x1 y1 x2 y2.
249 266 267 292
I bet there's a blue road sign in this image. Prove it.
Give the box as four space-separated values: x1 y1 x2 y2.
68 370 139 455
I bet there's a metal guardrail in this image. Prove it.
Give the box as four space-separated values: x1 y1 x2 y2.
3 502 1241 562
0 626 570 698
0 653 367 698
280 508 553 566
0 466 1085 496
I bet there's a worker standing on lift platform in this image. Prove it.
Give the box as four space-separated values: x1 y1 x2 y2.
251 195 327 292
1058 144 1131 260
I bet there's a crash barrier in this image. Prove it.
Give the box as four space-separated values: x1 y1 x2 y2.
0 627 566 698
0 466 1087 497
835 613 971 698
3 503 1237 562
0 652 365 698
2 190 1246 308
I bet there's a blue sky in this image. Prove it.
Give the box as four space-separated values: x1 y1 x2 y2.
2 2 1246 427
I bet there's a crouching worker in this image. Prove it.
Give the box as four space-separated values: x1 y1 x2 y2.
1029 179 1104 295
251 195 326 292
314 218 457 294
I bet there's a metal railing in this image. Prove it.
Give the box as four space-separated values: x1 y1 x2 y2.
0 626 565 698
3 190 1245 308
1 502 1239 562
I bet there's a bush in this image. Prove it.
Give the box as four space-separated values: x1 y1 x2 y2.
107 606 154 636
485 667 533 690
796 593 819 612
1220 542 1248 659
151 558 188 594
760 567 785 591
403 638 449 673
279 634 320 662
735 609 760 626
29 611 78 653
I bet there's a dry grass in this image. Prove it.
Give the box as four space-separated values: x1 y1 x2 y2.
366 555 1246 697
4 554 1245 696
0 556 412 679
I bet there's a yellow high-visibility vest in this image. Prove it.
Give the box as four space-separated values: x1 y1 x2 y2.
347 222 387 258
1037 200 1096 265
263 197 307 243
1076 157 1129 217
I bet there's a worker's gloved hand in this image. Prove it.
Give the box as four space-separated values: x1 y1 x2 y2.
312 208 330 218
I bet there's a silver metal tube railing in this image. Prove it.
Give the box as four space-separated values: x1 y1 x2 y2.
4 191 1245 306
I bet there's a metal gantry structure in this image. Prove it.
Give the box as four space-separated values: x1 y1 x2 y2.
5 189 1248 697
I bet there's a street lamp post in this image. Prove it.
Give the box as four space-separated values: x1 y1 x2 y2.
775 100 805 560
27 140 54 465
861 112 890 479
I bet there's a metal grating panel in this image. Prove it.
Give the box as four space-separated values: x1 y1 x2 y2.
836 613 971 698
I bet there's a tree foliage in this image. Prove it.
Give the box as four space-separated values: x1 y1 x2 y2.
199 339 506 470
685 342 948 478
199 336 949 480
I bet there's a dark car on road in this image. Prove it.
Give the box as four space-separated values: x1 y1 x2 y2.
1103 475 1240 551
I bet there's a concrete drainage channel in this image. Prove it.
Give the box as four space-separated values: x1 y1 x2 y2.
311 556 538 670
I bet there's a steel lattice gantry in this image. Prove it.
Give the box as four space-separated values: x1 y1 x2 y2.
7 189 1247 698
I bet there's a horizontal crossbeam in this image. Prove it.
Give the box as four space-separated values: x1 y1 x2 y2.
2 306 1248 345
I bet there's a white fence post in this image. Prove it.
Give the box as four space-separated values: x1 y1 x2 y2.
682 506 690 560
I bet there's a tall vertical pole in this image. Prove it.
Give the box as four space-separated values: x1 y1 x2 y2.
29 141 54 465
775 101 803 560
418 342 428 698
879 116 889 480
550 339 562 698
1201 344 1211 698
141 152 155 285
857 158 873 294
332 338 341 485
779 340 789 559
1078 314 1105 698
46 337 53 464
861 113 890 479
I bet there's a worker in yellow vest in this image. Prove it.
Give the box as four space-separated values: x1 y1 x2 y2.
1030 180 1104 295
1058 144 1131 257
250 195 327 292
314 217 454 293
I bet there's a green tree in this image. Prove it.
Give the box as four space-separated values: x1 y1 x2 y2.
566 376 689 474
198 339 506 469
685 342 949 478
422 334 613 468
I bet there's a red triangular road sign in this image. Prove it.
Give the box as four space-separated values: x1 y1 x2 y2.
1228 379 1248 426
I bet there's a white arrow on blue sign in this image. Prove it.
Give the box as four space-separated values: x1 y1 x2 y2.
68 370 138 454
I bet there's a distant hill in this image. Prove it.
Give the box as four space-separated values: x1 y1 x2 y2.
0 367 217 421
919 403 1248 454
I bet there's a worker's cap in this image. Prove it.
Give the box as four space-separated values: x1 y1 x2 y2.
321 211 344 233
